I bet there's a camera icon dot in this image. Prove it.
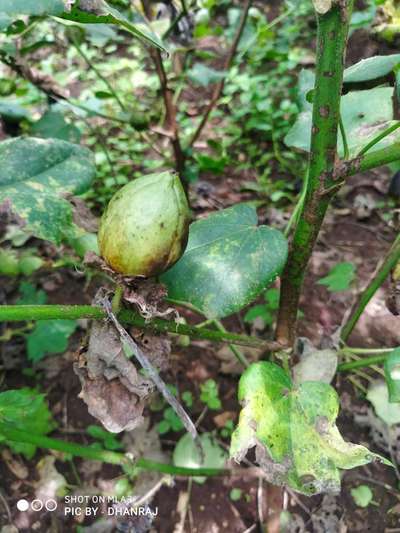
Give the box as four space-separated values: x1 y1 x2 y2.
16 499 29 512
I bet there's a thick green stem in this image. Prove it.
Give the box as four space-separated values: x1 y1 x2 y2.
276 2 353 346
341 233 400 342
0 305 281 350
0 425 226 476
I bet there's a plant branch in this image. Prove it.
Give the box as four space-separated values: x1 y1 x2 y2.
337 354 387 372
0 424 227 477
342 346 396 354
0 48 69 100
339 114 349 159
163 0 194 40
188 0 252 147
71 37 127 113
287 140 400 204
141 0 186 176
213 319 250 367
340 142 400 177
0 305 283 351
276 2 353 346
341 233 400 342
357 121 400 157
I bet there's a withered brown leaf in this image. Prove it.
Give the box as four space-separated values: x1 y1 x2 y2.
74 321 153 433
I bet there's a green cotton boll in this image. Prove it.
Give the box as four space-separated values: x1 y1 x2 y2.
98 171 190 277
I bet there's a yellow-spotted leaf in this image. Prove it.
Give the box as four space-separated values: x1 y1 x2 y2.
161 204 288 318
230 362 390 495
0 137 95 244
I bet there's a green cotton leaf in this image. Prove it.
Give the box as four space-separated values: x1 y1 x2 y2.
0 100 31 122
157 420 171 435
317 262 356 292
87 425 123 450
0 388 54 458
0 137 95 244
0 0 66 15
244 304 273 326
0 248 19 276
265 287 280 309
350 5 377 31
182 391 193 408
0 13 12 31
31 110 81 143
344 54 400 83
16 281 47 305
229 488 242 501
367 380 400 425
230 362 389 496
173 433 227 484
18 253 43 276
285 87 398 158
161 204 288 319
296 69 315 112
59 1 166 52
163 407 184 432
188 63 227 87
26 320 78 362
200 380 221 410
351 485 374 507
384 348 400 402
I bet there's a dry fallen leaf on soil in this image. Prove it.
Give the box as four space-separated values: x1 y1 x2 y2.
216 344 260 375
1 449 28 479
293 338 338 384
121 419 170 508
34 456 67 502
